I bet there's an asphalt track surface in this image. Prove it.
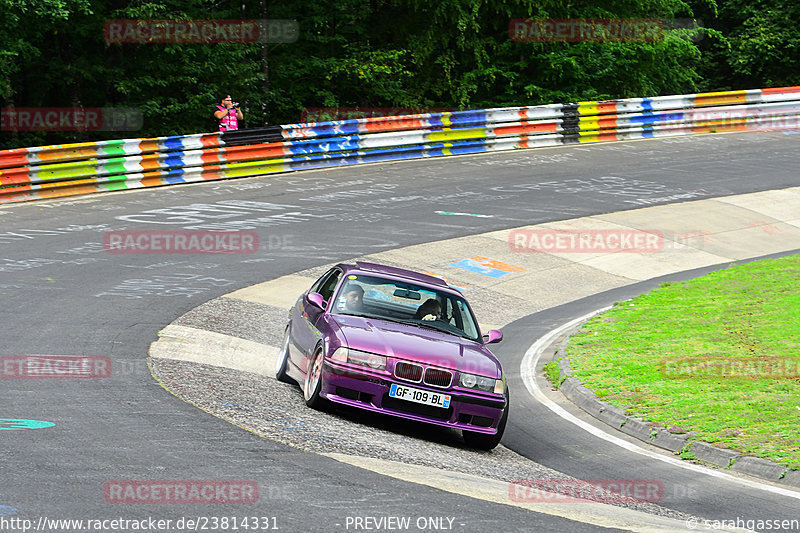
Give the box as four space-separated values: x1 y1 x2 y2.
1 130 799 532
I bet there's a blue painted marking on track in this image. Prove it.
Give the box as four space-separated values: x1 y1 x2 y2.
450 259 511 279
0 506 19 516
0 419 55 430
641 99 653 112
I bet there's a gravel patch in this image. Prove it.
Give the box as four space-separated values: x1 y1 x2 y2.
149 357 695 520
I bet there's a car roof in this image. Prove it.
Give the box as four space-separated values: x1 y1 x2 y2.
341 261 451 290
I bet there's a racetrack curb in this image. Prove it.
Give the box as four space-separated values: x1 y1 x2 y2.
544 311 800 488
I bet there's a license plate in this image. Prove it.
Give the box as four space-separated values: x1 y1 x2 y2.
389 383 450 408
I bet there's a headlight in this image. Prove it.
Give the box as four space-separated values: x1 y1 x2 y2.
331 347 386 371
331 346 348 362
459 372 498 392
494 374 506 395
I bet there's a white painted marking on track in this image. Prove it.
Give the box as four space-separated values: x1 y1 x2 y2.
521 309 800 500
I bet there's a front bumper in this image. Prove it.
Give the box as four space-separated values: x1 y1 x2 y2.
320 361 506 434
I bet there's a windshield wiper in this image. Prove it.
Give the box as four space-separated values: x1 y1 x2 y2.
339 311 379 319
396 319 479 341
394 319 449 332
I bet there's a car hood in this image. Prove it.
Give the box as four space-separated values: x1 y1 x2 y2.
332 314 501 378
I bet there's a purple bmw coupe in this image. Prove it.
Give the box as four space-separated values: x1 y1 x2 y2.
276 261 508 450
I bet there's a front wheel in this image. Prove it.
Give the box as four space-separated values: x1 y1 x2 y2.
275 328 294 384
463 390 509 451
304 348 327 409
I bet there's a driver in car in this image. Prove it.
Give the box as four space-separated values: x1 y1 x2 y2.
341 285 365 313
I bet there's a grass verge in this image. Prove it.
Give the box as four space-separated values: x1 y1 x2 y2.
565 254 800 469
543 360 563 387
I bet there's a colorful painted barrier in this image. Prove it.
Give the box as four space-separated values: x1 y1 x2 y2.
2 86 799 203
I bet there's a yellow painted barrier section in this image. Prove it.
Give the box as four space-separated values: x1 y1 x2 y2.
578 102 599 116
428 128 486 142
578 117 600 132
225 157 290 169
222 162 289 178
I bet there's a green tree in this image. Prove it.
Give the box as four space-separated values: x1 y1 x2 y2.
2 0 794 151
693 0 800 90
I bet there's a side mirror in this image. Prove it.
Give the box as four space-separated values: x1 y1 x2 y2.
483 329 503 344
307 292 325 310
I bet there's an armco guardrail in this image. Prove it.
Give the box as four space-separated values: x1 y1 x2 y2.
2 87 799 204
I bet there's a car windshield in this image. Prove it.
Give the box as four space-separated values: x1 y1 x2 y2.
333 274 481 341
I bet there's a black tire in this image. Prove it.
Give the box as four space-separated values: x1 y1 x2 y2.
303 348 327 409
463 389 509 451
275 328 295 384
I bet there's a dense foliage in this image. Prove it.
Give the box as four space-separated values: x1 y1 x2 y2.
1 0 797 149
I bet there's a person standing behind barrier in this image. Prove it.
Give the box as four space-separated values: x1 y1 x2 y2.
214 94 243 131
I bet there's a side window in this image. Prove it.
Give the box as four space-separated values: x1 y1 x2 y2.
317 269 342 303
309 271 331 294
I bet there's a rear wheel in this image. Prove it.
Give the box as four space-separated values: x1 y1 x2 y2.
463 389 509 451
304 348 327 409
275 328 294 384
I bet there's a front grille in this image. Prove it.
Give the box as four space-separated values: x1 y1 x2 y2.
394 361 423 382
382 394 452 420
423 367 453 388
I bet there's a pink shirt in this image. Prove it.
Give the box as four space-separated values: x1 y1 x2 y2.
217 105 239 131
